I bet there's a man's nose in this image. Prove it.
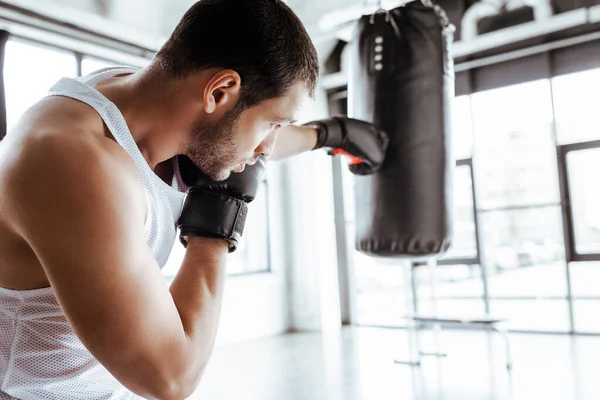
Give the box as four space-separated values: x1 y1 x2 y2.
256 128 279 158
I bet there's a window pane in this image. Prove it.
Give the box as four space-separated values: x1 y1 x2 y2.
444 164 477 260
552 68 600 145
487 261 568 298
417 298 486 319
4 40 77 132
163 239 186 278
570 261 600 297
573 300 600 333
327 89 348 116
227 183 270 274
163 183 270 277
416 264 484 298
490 299 570 332
566 148 600 254
481 206 566 297
414 264 486 318
81 57 119 76
341 165 356 224
354 255 409 327
472 80 559 209
452 96 474 159
472 80 554 132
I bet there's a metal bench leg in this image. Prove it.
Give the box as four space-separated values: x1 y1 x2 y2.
492 323 513 371
394 318 423 366
394 321 422 367
421 259 448 359
395 262 421 367
419 323 448 358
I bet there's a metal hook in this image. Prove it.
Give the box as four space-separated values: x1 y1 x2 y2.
369 11 389 24
369 0 390 24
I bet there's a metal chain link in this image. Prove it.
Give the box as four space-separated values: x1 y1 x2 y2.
420 0 455 31
369 0 391 24
367 0 455 32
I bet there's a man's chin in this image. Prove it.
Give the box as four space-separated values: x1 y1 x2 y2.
212 170 232 181
232 163 246 173
208 165 242 181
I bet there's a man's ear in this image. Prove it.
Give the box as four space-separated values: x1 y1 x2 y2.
204 69 241 114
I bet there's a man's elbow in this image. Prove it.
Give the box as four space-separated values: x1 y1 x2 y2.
134 369 204 400
149 378 197 400
128 353 209 400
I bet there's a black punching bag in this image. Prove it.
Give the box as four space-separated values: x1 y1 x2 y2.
350 1 455 259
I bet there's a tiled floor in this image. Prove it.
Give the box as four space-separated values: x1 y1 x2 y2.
192 326 600 400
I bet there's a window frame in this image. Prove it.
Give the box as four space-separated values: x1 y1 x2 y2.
438 158 482 266
557 139 600 263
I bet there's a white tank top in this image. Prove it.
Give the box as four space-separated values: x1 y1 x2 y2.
0 68 186 399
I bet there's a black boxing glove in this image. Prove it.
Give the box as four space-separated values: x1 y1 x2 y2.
176 155 267 252
306 116 389 175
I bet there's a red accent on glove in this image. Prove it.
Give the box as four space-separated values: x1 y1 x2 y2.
331 148 365 165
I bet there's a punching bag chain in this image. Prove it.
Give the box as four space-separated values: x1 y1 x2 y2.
420 0 454 30
367 0 392 24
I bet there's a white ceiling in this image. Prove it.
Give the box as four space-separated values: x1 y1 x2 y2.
20 0 363 43
288 0 367 35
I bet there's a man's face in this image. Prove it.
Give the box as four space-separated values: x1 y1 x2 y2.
185 81 308 181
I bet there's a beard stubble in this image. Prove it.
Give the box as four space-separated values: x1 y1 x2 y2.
184 108 242 181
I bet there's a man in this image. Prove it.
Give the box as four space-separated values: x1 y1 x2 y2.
0 0 386 399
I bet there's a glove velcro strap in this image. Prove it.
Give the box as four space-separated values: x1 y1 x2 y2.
178 189 248 253
308 117 345 150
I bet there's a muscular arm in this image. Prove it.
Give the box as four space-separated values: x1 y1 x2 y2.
270 124 318 161
8 135 225 400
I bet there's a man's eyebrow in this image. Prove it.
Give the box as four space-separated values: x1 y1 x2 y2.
277 117 297 125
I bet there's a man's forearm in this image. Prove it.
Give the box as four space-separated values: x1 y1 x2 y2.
168 237 229 383
271 125 318 161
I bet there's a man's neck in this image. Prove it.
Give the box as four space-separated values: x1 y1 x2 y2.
95 69 188 169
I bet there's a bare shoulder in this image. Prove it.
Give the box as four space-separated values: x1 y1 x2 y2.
0 96 145 229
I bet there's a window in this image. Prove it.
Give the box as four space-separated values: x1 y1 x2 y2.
566 147 600 255
471 80 568 332
162 179 272 278
571 260 600 333
227 181 271 275
4 40 77 132
552 68 600 145
480 206 566 287
414 263 486 318
444 163 478 260
353 255 409 327
443 95 478 262
472 80 559 210
81 56 118 76
562 144 600 333
452 95 474 160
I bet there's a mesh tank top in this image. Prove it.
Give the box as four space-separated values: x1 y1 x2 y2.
0 68 186 399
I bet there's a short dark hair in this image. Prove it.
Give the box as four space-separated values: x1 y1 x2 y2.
154 0 319 110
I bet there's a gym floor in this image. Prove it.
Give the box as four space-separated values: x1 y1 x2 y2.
192 326 600 400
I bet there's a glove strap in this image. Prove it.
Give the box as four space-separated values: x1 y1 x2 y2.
307 117 345 150
178 189 248 253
